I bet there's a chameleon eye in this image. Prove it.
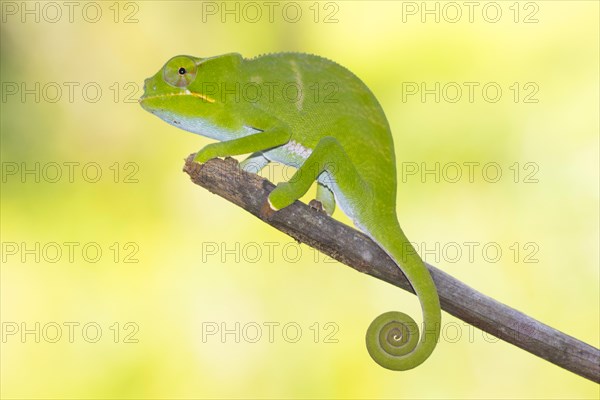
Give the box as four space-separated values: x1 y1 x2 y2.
163 55 197 88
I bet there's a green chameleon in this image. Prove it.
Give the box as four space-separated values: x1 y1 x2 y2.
140 52 441 370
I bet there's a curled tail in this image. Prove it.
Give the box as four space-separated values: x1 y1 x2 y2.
365 220 441 370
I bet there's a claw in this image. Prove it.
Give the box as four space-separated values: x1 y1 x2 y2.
309 199 327 215
260 197 277 220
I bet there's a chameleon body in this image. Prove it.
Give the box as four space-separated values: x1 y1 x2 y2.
140 52 441 370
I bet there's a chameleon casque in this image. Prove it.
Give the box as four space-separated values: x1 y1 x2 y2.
140 52 441 370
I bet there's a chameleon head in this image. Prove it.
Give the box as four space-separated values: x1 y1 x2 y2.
139 53 248 139
138 55 225 135
139 55 209 112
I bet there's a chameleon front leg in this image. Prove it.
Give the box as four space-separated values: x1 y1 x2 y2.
194 129 290 163
268 136 369 211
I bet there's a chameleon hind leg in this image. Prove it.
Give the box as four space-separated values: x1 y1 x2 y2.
240 152 270 173
309 183 336 216
268 136 369 211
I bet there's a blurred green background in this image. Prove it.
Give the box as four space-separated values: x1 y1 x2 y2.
1 1 598 398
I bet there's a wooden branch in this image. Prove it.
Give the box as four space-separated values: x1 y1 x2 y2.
183 155 600 383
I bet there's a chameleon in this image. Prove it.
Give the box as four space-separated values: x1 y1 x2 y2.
139 52 441 370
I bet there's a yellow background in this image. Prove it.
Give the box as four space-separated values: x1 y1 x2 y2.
1 1 598 398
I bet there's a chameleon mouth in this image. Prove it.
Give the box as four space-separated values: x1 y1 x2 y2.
139 90 216 104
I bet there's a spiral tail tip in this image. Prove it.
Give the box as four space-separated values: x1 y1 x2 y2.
365 311 423 371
